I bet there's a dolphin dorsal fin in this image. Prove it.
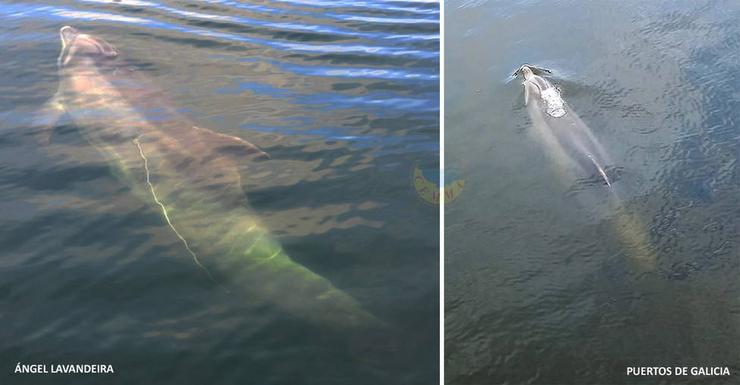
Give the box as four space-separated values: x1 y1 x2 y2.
192 126 269 160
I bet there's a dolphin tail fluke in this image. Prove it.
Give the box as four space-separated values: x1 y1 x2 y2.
192 125 269 160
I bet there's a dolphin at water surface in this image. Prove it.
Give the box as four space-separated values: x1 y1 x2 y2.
515 64 614 186
40 26 381 329
514 64 656 271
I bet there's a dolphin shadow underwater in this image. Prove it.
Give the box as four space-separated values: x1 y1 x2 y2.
513 64 657 272
34 26 387 332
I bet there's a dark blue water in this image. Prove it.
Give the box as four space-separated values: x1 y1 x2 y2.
446 1 740 384
0 1 439 384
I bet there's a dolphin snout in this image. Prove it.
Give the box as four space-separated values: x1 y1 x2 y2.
59 26 79 45
513 64 552 79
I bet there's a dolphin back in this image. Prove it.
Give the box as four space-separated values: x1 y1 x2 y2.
53 26 383 330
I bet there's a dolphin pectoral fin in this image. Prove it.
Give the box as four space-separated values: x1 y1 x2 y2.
192 126 270 160
30 95 68 144
523 83 530 105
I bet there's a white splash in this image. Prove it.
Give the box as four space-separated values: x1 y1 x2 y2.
540 87 566 118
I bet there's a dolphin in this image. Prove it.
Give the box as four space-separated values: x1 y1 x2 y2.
514 64 656 271
515 65 614 186
42 26 382 329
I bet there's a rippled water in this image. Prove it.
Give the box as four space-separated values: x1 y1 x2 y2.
0 1 438 384
446 1 740 384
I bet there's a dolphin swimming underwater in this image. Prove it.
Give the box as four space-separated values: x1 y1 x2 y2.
41 26 381 329
514 64 656 271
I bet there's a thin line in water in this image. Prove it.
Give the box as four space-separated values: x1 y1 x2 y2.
133 137 216 282
586 153 612 188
